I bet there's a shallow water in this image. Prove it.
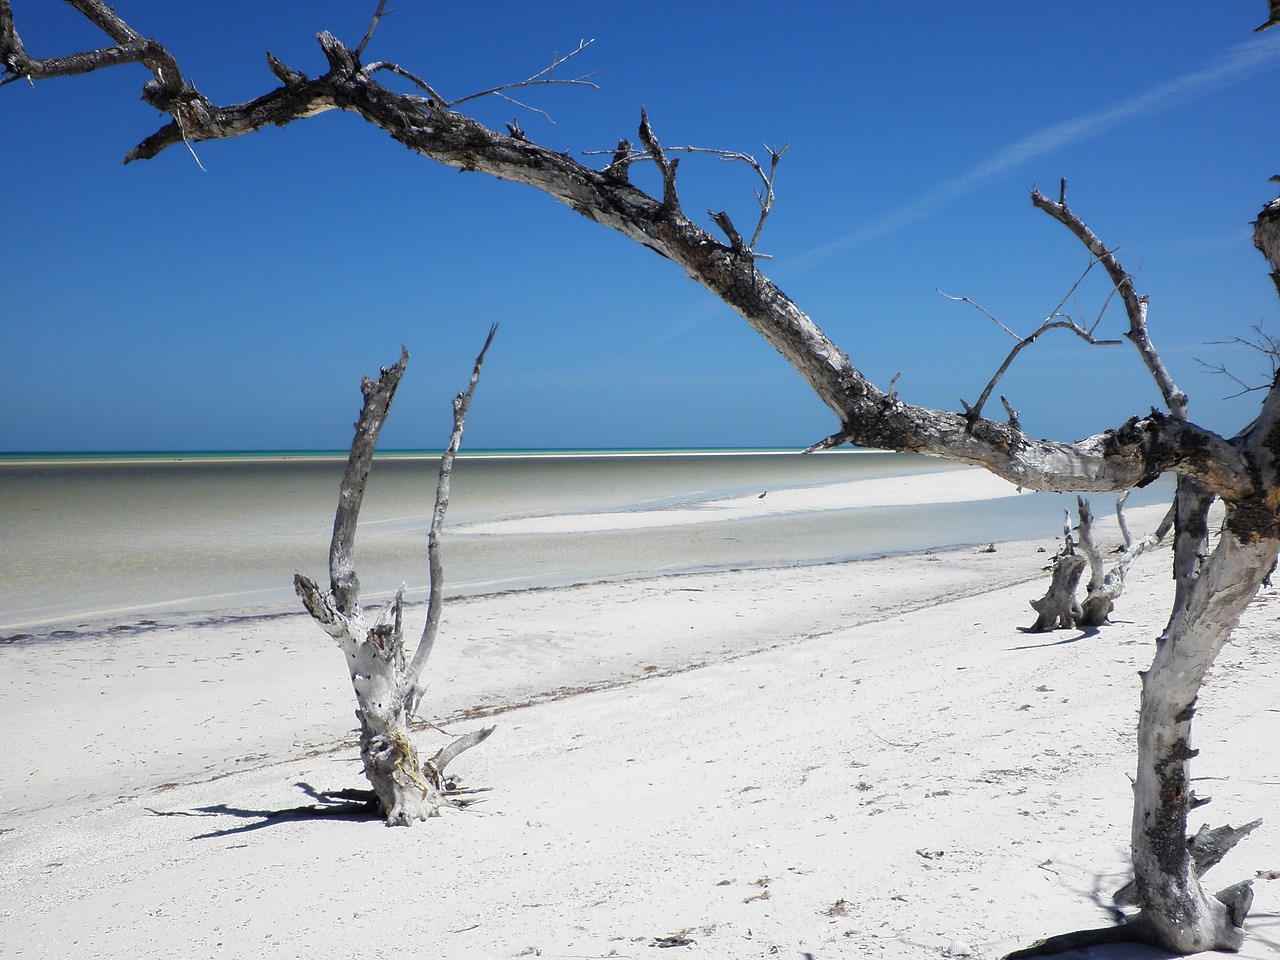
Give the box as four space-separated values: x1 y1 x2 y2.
0 449 1173 639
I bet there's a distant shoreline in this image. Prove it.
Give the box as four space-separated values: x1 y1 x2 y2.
0 446 883 467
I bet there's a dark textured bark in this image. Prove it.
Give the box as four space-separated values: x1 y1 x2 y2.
1114 820 1262 908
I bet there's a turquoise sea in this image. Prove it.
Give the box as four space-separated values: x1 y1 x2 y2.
0 448 1174 641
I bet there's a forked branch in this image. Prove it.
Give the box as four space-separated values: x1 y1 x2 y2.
587 141 790 254
940 279 1121 426
446 38 599 117
1032 181 1188 419
294 332 497 825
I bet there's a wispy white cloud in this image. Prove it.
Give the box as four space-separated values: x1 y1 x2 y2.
783 34 1280 275
608 34 1280 363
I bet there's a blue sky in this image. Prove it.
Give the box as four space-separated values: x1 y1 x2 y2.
4 2 1280 452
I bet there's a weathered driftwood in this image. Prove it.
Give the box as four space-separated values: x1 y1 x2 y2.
1077 493 1175 627
1026 514 1085 632
6 3 1280 950
294 330 497 825
1028 493 1173 632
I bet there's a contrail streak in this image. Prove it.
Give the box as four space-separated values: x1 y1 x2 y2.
784 34 1280 275
610 33 1280 361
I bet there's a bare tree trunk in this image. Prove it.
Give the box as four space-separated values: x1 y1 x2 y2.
1128 524 1279 951
1167 477 1215 626
295 331 497 825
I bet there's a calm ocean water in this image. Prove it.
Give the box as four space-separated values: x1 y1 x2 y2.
0 449 1174 640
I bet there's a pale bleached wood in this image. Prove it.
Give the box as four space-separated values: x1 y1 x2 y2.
294 339 495 826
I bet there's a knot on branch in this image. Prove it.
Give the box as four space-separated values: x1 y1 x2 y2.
141 76 203 115
318 31 358 75
603 138 633 182
638 107 680 217
1108 411 1170 457
267 52 308 89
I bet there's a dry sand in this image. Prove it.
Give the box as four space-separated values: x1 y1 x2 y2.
3 494 1280 960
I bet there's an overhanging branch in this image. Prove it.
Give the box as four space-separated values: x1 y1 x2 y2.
1032 183 1189 419
1 4 1260 502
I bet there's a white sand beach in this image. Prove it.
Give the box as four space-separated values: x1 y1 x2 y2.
3 479 1279 959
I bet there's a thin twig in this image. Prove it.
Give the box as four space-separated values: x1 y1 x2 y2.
941 280 1121 424
446 38 599 111
354 0 391 59
1197 322 1280 397
363 61 445 102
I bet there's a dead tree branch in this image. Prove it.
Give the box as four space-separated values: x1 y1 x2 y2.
0 6 1255 501
405 324 498 718
1197 322 1280 398
446 38 599 114
354 0 391 59
1032 181 1187 419
1033 179 1214 631
1261 1 1280 31
940 278 1122 426
586 141 790 254
1076 494 1174 627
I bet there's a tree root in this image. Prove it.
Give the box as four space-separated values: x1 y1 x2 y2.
1113 819 1262 907
1006 878 1255 959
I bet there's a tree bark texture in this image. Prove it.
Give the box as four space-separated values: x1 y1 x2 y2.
1127 527 1279 951
7 2 1280 945
1026 550 1085 632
